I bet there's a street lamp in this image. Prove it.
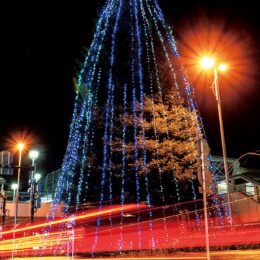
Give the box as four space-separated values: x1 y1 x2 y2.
29 150 39 166
11 183 18 203
0 177 7 226
29 150 39 223
200 56 232 223
14 142 24 225
35 173 41 182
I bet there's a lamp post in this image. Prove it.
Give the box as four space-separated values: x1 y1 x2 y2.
14 143 24 225
34 173 41 209
0 177 5 193
28 150 39 223
0 177 7 226
200 57 232 224
11 183 18 203
200 138 210 260
35 173 41 182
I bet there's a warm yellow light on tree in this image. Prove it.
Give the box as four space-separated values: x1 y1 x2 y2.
218 63 228 72
200 57 215 70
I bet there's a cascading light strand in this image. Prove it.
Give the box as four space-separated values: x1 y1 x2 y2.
134 0 155 249
149 2 195 111
145 0 200 234
140 0 169 244
145 7 195 216
91 0 123 254
145 0 182 104
154 0 230 226
118 83 127 253
65 98 88 213
39 0 231 256
49 0 117 220
151 1 227 226
130 0 142 249
144 0 182 206
78 0 117 87
191 178 201 229
47 0 118 254
108 63 115 251
76 68 102 210
84 68 102 202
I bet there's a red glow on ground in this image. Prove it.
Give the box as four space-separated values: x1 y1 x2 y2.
0 203 146 236
1 216 259 257
0 199 260 258
1 194 260 257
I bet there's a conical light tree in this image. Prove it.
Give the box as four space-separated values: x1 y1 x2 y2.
41 0 233 256
50 0 206 216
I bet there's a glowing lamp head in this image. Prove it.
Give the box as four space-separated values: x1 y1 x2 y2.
200 57 215 70
29 150 39 161
35 173 41 182
11 183 18 190
218 63 228 72
17 143 24 150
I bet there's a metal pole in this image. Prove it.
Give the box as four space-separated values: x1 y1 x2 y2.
214 68 232 224
13 190 15 203
30 159 35 223
200 139 210 260
14 149 22 225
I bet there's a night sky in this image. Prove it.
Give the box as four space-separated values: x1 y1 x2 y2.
1 0 260 189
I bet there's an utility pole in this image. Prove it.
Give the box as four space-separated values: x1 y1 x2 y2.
29 163 36 223
29 150 39 223
214 68 232 224
200 139 210 260
15 144 24 225
0 177 7 226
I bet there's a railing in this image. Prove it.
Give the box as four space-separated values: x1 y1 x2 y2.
4 191 53 202
230 192 260 223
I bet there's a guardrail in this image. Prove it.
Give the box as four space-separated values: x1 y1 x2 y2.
4 191 53 202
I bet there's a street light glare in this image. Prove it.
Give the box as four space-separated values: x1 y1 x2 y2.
11 183 18 190
218 63 228 72
29 150 39 160
200 57 215 69
17 143 24 150
35 173 41 182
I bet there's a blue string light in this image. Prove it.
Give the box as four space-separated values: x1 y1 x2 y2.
130 6 142 249
76 68 102 209
44 0 231 255
144 0 183 206
91 0 123 254
133 0 155 249
140 0 169 244
152 1 229 227
191 178 201 229
151 0 229 230
49 0 117 220
82 68 102 203
118 83 127 253
145 0 203 232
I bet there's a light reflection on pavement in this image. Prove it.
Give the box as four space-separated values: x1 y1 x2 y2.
6 249 260 260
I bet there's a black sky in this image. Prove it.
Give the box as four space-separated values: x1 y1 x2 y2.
1 0 260 188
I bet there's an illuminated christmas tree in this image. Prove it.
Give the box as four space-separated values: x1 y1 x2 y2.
43 0 232 256
49 0 204 214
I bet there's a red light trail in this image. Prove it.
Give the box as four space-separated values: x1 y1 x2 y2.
1 202 259 258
